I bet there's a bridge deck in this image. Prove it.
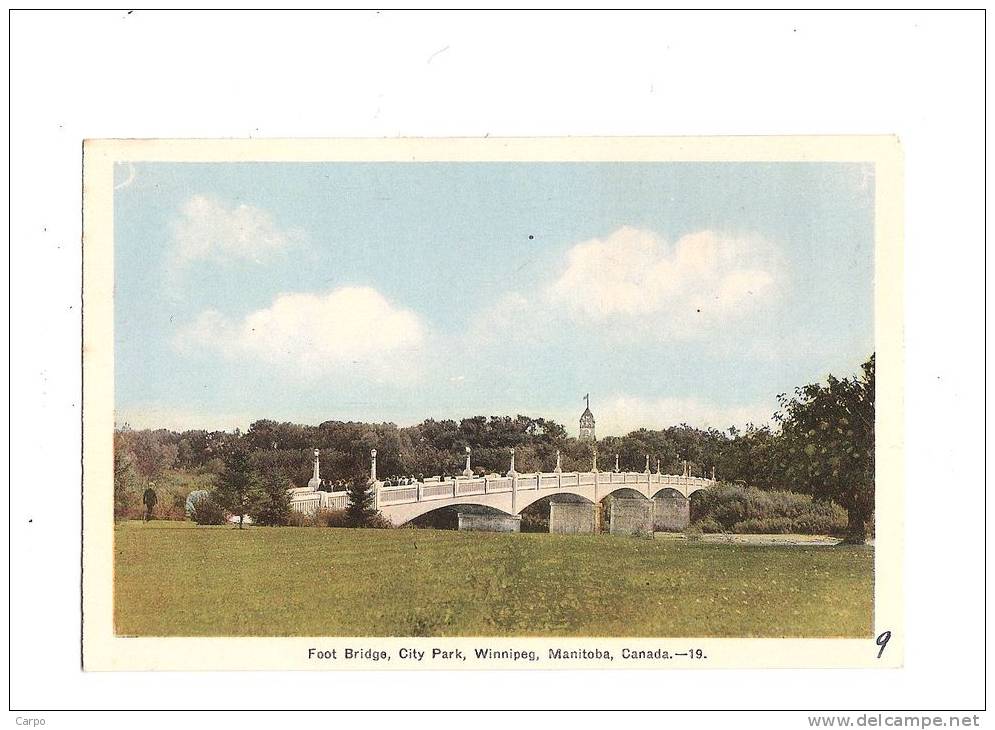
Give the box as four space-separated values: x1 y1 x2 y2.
289 470 714 525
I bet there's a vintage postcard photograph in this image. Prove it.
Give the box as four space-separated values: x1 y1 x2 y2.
82 137 903 670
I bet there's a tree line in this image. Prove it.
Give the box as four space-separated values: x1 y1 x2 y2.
114 355 874 541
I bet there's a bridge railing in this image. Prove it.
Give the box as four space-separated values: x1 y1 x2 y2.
373 471 715 509
290 493 322 514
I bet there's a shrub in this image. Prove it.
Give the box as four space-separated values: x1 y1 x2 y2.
519 512 549 533
114 489 145 521
363 511 394 529
316 508 350 528
185 489 211 518
159 492 189 521
308 504 391 529
190 493 227 525
285 510 317 527
695 516 724 534
691 482 847 535
733 517 794 534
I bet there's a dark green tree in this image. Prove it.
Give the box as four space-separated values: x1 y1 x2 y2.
345 466 375 527
250 468 293 526
213 442 259 529
775 354 875 543
190 493 227 525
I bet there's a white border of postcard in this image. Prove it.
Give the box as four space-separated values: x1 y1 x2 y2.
82 136 903 671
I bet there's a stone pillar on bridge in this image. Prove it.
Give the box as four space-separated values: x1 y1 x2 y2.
614 454 620 473
509 447 517 513
463 446 472 477
554 450 562 473
591 444 598 473
644 454 651 474
308 448 321 490
656 458 662 475
370 449 378 511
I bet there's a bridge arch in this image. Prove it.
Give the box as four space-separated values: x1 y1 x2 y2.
598 486 651 502
595 487 652 533
651 486 686 500
406 503 514 529
518 492 595 533
379 489 516 526
688 487 712 523
686 483 710 497
514 485 597 513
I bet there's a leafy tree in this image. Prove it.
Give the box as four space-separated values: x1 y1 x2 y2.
250 468 293 526
176 438 195 469
345 466 375 526
128 429 179 481
190 493 227 525
775 355 875 543
213 442 259 529
113 435 139 520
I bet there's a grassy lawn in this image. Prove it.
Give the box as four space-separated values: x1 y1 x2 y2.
114 521 873 638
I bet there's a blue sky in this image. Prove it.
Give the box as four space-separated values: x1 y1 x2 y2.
114 161 874 436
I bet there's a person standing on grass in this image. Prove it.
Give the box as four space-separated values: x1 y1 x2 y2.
142 484 157 522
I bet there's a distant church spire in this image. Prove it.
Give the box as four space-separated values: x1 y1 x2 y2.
579 394 596 442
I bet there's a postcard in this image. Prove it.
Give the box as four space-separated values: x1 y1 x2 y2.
81 136 903 670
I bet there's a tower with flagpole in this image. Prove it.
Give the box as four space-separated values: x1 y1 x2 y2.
579 394 596 442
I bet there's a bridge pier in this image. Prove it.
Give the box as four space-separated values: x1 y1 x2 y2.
549 502 596 534
457 512 521 533
608 498 655 537
652 494 690 532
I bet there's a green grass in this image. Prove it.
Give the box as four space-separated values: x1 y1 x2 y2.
114 521 873 637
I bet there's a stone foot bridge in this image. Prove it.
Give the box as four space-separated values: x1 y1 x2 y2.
291 448 716 529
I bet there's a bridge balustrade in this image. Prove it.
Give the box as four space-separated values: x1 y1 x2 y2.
368 471 716 511
379 486 419 504
516 474 539 491
487 477 512 493
421 482 455 499
290 494 322 514
455 478 486 497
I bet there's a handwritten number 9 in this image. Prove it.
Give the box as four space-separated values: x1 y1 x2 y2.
875 630 891 658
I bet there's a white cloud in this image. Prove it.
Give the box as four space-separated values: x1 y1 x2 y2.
588 394 775 436
170 195 304 266
175 286 426 379
546 226 780 337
